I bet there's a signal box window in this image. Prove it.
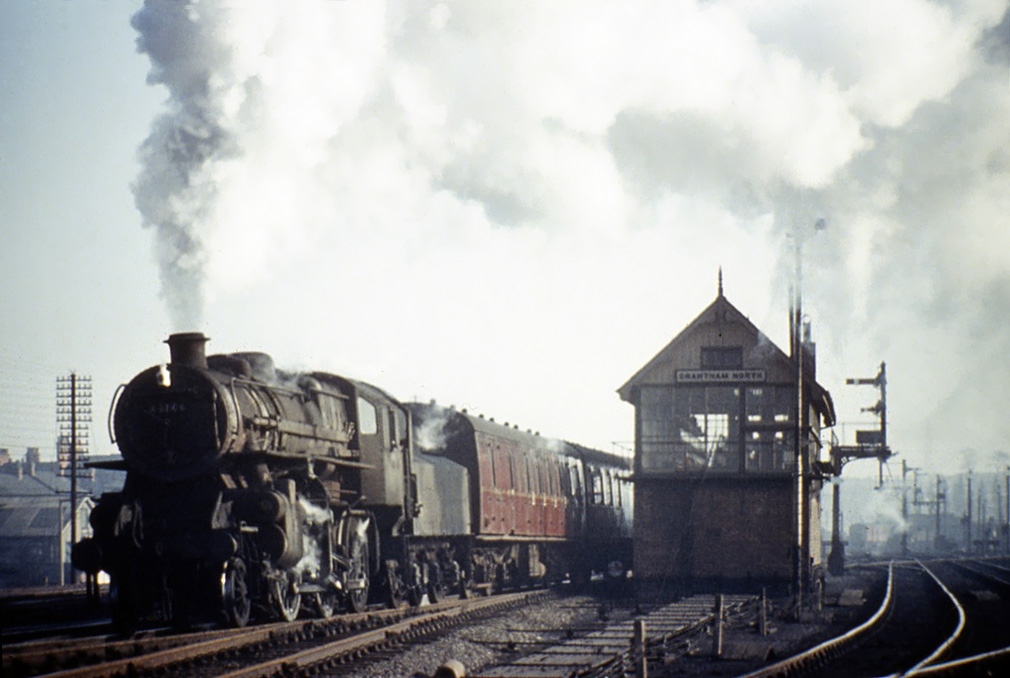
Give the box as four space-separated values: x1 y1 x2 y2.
640 385 741 472
701 347 743 369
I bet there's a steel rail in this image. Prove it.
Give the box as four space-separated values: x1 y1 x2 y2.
29 593 533 678
6 625 239 676
902 559 965 672
895 559 1010 678
951 558 1010 587
734 561 896 678
211 590 547 678
900 643 1010 676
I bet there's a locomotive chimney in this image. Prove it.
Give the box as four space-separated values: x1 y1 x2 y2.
166 332 209 369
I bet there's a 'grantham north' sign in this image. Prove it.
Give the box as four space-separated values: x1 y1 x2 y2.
676 370 766 383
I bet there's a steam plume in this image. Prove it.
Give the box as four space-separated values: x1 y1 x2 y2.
128 1 1010 471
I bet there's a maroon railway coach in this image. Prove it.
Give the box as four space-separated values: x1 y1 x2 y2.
408 403 633 589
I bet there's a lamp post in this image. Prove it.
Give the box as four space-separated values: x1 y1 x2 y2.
789 217 826 611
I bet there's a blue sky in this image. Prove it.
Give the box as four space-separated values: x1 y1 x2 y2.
1 1 1008 479
1 1 168 457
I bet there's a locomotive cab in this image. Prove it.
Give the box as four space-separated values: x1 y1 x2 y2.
351 382 415 522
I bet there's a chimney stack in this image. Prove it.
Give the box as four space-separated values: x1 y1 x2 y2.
166 332 210 369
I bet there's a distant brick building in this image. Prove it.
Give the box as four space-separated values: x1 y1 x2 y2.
618 287 834 595
0 455 122 587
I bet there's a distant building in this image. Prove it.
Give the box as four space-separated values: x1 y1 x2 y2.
618 285 835 595
0 453 124 587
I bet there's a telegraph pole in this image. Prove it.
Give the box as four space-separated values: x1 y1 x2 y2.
966 471 973 554
788 217 827 610
790 234 804 610
56 373 92 584
935 475 945 552
900 461 918 556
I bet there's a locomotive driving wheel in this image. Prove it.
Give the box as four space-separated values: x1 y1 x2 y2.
426 561 446 603
271 573 301 622
459 566 476 599
345 531 369 613
220 557 251 628
383 561 404 610
311 588 338 619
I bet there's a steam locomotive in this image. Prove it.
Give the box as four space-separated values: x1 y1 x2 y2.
73 333 632 630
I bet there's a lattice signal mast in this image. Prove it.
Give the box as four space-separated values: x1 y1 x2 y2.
827 362 892 575
56 373 92 547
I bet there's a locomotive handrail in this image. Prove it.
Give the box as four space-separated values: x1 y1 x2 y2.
107 383 126 443
246 415 352 443
257 450 371 468
227 376 243 435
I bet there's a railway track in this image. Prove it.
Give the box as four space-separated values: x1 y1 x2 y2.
4 590 551 678
2 586 110 643
473 593 755 678
733 558 1010 678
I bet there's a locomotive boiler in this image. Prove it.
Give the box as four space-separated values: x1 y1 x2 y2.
74 334 632 631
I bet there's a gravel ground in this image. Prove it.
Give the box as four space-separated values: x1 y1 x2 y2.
650 568 885 677
328 569 884 678
332 593 629 678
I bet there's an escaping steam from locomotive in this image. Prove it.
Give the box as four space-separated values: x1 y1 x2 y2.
74 334 632 630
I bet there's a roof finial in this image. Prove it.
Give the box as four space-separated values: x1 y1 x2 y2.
718 267 724 297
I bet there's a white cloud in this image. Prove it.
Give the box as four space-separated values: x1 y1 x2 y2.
129 0 1010 468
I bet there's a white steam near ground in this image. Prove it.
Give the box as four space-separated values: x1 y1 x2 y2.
131 0 1010 473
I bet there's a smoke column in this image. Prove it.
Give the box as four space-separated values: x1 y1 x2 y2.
127 1 1010 470
130 1 384 329
131 1 229 330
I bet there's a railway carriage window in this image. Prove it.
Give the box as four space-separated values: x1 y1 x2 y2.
499 452 509 490
357 397 377 435
489 446 498 486
590 471 604 505
571 466 582 499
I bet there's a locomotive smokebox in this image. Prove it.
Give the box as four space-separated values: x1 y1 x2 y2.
166 332 210 369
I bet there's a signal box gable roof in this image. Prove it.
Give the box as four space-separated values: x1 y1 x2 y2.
617 292 834 426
